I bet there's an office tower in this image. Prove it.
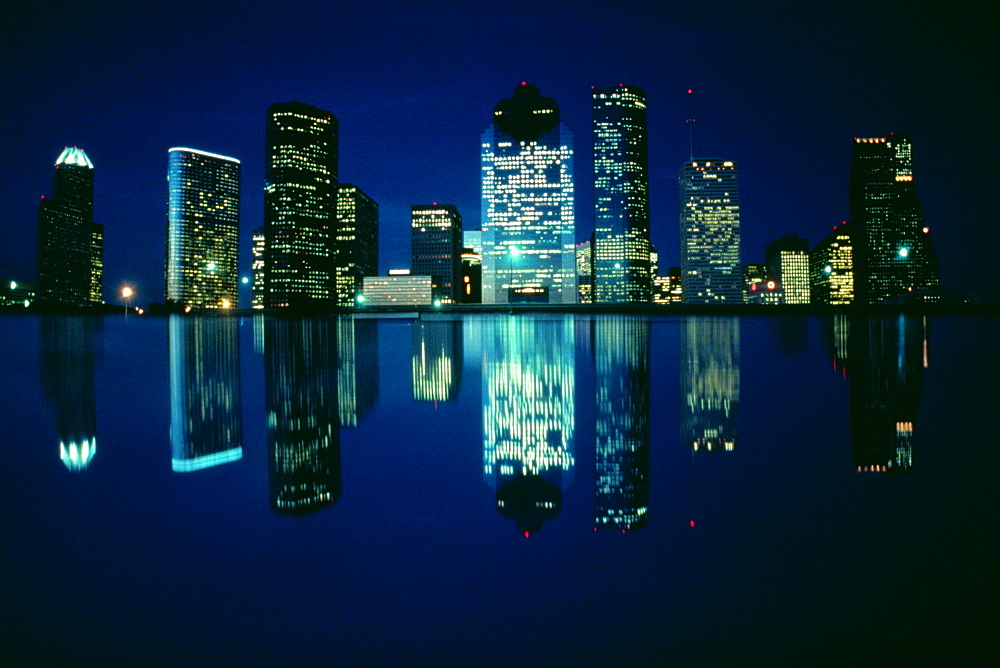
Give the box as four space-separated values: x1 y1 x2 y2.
463 229 483 255
251 227 265 309
576 236 593 303
264 101 338 308
361 272 434 305
460 248 482 303
653 266 682 304
681 317 740 451
337 318 379 427
484 317 575 535
850 134 939 304
411 204 462 302
679 160 741 303
743 263 766 303
765 235 810 304
41 317 97 470
165 148 241 310
592 85 651 303
810 223 854 305
169 316 242 471
849 315 924 472
334 184 378 306
481 84 576 304
747 280 783 304
37 147 103 306
411 320 463 402
594 316 650 532
265 317 340 514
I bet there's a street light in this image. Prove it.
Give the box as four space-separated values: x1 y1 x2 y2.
122 286 133 318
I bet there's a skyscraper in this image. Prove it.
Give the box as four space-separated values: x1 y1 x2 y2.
592 85 650 303
264 101 338 308
679 160 741 304
251 227 265 309
575 236 593 304
411 204 462 302
37 147 103 306
481 84 576 304
850 134 939 304
810 224 854 305
165 148 241 309
765 235 810 304
335 184 379 306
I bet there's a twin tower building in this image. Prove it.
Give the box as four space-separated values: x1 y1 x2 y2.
35 84 937 308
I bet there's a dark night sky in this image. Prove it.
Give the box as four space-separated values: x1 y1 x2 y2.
2 0 996 305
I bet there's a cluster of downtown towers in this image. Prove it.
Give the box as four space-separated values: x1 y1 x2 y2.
34 83 939 309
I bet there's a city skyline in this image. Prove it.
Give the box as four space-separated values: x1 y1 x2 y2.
2 2 993 304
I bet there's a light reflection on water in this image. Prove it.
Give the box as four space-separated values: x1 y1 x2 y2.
4 312 994 663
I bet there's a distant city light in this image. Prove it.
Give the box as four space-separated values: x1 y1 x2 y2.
9 281 16 290
356 294 366 304
207 262 216 271
242 276 250 284
898 247 909 258
824 265 833 274
122 286 133 299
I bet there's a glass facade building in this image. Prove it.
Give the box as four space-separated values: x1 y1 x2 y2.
251 227 265 309
37 147 103 306
481 84 576 304
679 160 741 304
165 148 240 309
849 135 939 304
335 184 379 306
411 204 462 302
592 85 651 303
765 235 810 305
264 101 338 308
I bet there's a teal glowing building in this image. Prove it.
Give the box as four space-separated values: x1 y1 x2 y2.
481 84 576 304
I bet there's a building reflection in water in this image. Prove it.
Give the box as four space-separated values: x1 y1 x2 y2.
168 316 242 472
338 318 379 427
483 317 575 535
848 315 926 473
411 319 463 403
593 316 650 533
41 317 98 471
681 317 740 452
265 317 340 515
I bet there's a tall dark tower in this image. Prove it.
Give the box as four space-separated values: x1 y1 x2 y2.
411 204 462 302
592 85 651 303
264 102 338 308
334 184 378 306
850 134 939 304
37 147 103 306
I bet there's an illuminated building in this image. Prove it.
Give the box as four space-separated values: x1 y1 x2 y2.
264 101 338 308
765 235 810 304
481 84 576 304
412 320 463 402
1 280 35 307
747 280 782 305
592 85 650 303
40 317 97 471
459 248 482 303
337 318 379 427
576 236 593 303
681 317 739 451
810 224 854 304
334 184 378 306
653 266 682 304
251 227 265 309
850 134 939 303
361 272 433 306
594 316 650 532
484 317 575 534
679 160 741 304
463 229 483 255
411 204 462 302
742 263 767 303
849 315 925 473
169 316 242 471
37 147 103 306
265 317 340 515
165 148 240 310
